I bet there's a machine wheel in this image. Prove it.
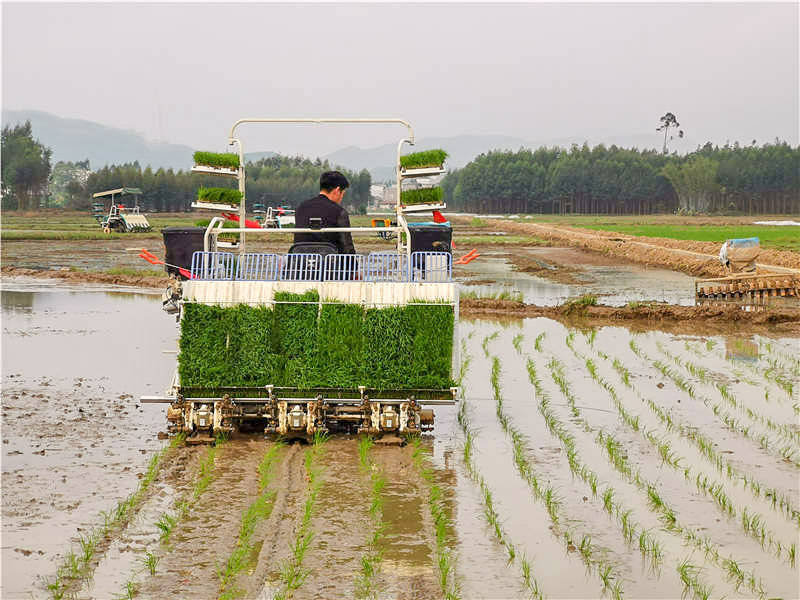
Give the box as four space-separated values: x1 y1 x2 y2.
103 225 111 234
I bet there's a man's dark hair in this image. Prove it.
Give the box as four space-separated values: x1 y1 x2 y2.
320 171 350 192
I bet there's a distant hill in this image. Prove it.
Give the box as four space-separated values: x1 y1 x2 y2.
2 109 699 178
1 109 196 170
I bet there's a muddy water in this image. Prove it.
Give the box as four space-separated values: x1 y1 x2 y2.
1 279 178 598
3 276 798 599
459 247 696 306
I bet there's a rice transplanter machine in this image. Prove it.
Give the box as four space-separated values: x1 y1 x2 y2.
141 118 459 441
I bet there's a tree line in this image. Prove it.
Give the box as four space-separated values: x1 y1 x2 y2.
1 121 372 213
3 119 797 215
442 141 799 215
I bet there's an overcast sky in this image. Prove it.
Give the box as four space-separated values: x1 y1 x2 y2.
3 2 798 156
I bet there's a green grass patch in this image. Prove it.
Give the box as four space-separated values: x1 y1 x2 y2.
579 224 800 252
399 149 448 170
193 151 240 170
400 187 443 206
461 289 523 302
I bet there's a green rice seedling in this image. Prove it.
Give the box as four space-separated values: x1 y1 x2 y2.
400 187 444 206
578 535 593 562
115 579 139 600
482 331 500 358
602 487 615 513
534 332 546 353
561 294 597 315
599 564 613 592
274 440 327 600
460 289 524 302
141 551 159 576
156 513 177 542
512 333 524 353
78 532 98 567
196 186 242 206
789 543 796 568
193 151 240 169
399 149 448 170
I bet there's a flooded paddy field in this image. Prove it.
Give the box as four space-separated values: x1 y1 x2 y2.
3 277 798 599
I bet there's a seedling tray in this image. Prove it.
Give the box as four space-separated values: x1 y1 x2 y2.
191 165 239 178
192 201 240 211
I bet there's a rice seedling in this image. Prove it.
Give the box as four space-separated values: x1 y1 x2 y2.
542 344 772 596
399 149 448 169
196 186 242 206
456 349 546 599
44 434 185 599
193 151 240 169
482 331 500 358
218 443 284 598
141 551 159 576
512 333 524 353
114 579 139 600
274 435 327 600
409 437 460 600
461 289 524 302
354 437 388 600
401 187 444 206
533 332 546 353
155 513 177 542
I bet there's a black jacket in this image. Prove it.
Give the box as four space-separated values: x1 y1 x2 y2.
294 194 356 254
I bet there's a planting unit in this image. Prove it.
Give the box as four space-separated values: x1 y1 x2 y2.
143 118 458 442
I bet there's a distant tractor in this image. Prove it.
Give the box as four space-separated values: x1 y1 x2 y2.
93 187 152 233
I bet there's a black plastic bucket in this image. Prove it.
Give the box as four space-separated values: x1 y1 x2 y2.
161 227 205 279
408 224 452 254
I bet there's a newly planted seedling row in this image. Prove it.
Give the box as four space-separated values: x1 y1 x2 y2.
218 443 285 599
540 348 767 598
565 335 797 566
44 435 185 600
274 432 327 600
354 437 388 600
598 348 800 527
655 341 800 448
410 437 460 600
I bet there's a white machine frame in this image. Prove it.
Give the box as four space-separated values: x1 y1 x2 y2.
199 118 438 259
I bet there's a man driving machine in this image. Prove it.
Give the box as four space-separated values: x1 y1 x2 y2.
294 171 356 254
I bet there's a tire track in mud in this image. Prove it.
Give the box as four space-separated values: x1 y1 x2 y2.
137 437 266 599
243 442 306 599
286 438 371 600
376 443 444 600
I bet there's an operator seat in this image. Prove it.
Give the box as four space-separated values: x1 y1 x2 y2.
284 241 338 281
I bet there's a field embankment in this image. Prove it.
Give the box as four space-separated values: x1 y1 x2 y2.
470 218 800 277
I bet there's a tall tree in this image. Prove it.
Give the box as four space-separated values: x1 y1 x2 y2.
1 121 53 211
657 112 684 154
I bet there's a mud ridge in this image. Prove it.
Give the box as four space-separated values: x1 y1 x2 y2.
460 298 800 334
469 219 800 277
2 265 169 289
